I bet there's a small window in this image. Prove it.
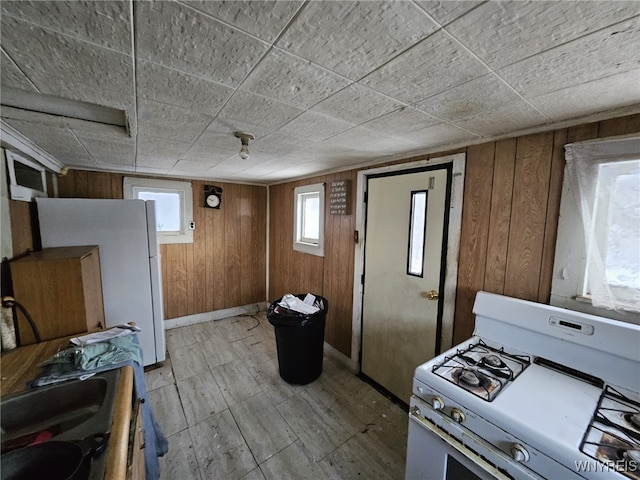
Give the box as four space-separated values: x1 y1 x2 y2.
294 183 324 256
123 177 193 244
407 190 428 276
552 136 640 316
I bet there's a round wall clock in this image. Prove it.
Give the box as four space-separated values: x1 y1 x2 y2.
204 185 222 209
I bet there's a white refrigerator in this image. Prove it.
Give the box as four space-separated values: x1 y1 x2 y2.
36 198 166 366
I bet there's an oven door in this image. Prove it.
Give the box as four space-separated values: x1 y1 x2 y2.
405 396 544 480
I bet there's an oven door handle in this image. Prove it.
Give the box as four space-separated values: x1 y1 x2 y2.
410 407 530 480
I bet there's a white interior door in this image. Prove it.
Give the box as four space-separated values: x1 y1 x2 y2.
361 167 449 402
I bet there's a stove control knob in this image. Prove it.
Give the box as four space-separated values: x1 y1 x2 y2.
510 444 530 463
431 396 445 410
451 408 466 423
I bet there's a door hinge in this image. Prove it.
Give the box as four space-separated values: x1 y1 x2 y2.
354 230 359 243
361 273 365 285
363 191 368 203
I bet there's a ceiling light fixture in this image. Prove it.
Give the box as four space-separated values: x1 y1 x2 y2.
234 131 255 160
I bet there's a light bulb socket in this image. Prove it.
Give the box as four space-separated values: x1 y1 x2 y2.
234 131 255 160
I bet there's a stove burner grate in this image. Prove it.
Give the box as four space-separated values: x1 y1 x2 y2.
581 386 640 480
431 340 530 402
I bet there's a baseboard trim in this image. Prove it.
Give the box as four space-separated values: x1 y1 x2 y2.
323 341 359 374
165 302 270 330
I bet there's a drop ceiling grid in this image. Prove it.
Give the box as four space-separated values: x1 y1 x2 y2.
0 0 639 183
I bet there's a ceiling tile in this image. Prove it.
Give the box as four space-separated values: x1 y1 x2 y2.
0 50 37 91
137 135 192 160
187 121 240 154
182 1 301 43
499 18 640 99
361 30 489 104
277 1 438 80
76 135 135 167
6 119 96 167
217 90 304 136
360 107 440 135
1 16 134 110
135 0 269 88
446 1 640 70
328 126 417 156
137 99 213 143
395 123 479 147
529 69 640 122
0 0 132 54
452 102 547 136
251 131 317 155
136 155 177 170
277 111 354 142
414 74 523 122
182 143 237 165
312 84 404 125
240 48 351 109
137 61 233 115
134 162 170 174
171 157 222 175
414 1 483 26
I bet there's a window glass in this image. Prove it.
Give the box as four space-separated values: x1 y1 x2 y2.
123 177 193 244
138 191 181 232
301 193 320 243
408 191 428 277
14 161 45 191
588 160 640 301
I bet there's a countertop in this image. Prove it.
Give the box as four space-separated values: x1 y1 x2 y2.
0 338 134 480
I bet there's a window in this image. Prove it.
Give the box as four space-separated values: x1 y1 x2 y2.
551 136 640 317
586 159 639 307
123 177 193 244
407 190 428 276
293 183 324 256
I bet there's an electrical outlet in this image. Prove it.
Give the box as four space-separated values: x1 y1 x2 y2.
189 221 195 230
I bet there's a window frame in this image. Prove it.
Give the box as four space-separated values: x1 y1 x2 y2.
123 177 193 244
293 183 325 257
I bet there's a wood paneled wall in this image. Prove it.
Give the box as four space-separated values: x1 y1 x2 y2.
8 171 267 320
269 171 358 357
268 114 640 357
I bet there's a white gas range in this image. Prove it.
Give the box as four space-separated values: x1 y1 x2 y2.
406 292 640 480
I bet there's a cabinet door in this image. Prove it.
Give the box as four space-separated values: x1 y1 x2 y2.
127 399 146 480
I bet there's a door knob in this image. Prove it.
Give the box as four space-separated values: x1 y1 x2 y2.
423 290 439 300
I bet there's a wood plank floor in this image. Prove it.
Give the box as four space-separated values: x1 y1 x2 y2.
145 311 408 480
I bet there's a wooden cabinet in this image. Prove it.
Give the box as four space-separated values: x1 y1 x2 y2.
126 399 146 480
9 246 105 345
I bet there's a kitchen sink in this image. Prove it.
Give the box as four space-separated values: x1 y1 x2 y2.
1 369 120 453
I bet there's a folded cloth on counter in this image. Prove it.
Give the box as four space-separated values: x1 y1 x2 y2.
28 334 168 480
38 334 143 373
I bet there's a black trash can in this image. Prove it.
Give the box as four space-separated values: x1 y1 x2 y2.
267 294 328 385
